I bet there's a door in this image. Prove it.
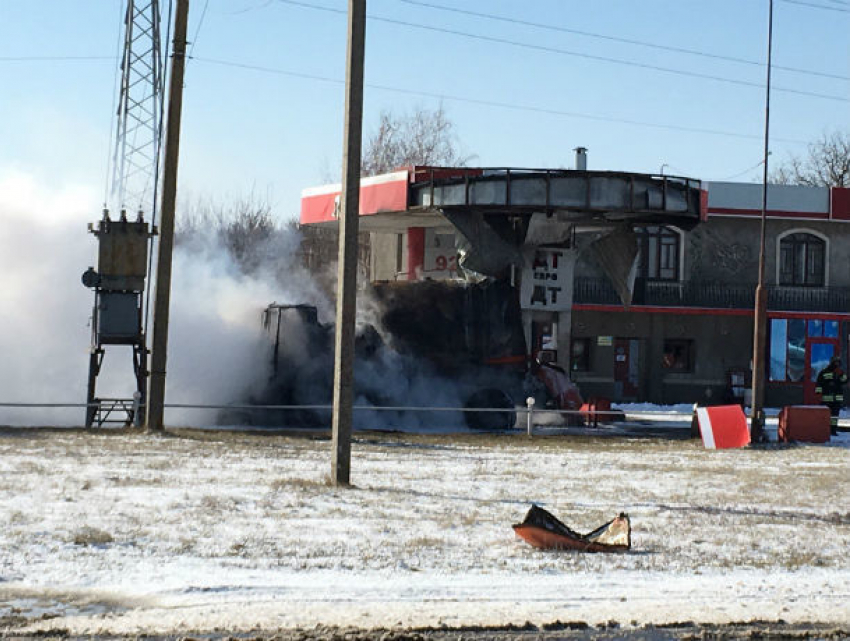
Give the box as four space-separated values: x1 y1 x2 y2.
531 316 558 363
613 339 640 400
804 339 838 404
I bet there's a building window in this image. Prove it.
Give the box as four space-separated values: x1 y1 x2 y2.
769 318 801 382
662 339 693 372
570 338 591 372
779 232 825 287
770 318 841 383
396 233 404 276
635 226 680 281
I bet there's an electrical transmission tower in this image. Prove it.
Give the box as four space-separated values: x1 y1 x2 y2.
82 1 166 427
113 0 165 216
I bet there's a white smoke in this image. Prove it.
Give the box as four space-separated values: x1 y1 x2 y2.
163 227 331 425
0 168 330 427
0 168 517 432
0 169 96 426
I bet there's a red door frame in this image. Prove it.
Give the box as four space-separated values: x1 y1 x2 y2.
613 338 640 399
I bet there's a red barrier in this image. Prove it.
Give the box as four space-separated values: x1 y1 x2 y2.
695 405 750 449
778 406 830 443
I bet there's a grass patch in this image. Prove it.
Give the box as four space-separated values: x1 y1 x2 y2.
71 526 114 546
407 536 444 549
269 476 332 491
199 494 233 511
229 540 248 556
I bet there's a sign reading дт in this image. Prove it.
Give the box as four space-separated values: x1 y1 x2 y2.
520 248 577 311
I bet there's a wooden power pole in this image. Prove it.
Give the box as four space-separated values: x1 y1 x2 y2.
750 0 773 444
331 0 367 485
147 0 190 432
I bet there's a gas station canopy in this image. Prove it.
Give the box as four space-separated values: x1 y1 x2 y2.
300 166 706 232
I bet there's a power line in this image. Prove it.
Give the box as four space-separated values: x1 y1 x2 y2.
188 0 211 59
145 0 175 345
275 0 850 104
0 55 116 61
719 157 770 181
780 0 850 12
104 0 126 209
193 56 809 145
392 0 850 82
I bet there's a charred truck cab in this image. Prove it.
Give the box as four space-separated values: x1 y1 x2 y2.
255 283 557 429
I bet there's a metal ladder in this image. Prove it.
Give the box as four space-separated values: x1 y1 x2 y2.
90 398 137 427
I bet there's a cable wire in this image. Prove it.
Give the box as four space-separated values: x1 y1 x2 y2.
193 56 809 144
0 55 116 61
103 1 127 209
391 0 850 82
188 0 211 60
275 0 850 103
719 158 769 181
144 0 174 345
780 0 850 12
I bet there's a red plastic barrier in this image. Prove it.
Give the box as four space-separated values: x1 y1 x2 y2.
695 405 750 449
580 397 625 426
778 406 830 443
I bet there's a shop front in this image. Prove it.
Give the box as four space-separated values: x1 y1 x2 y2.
768 315 844 405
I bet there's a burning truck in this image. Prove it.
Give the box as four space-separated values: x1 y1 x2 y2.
243 278 582 430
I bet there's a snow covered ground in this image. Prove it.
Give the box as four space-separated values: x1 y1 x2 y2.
1 427 849 637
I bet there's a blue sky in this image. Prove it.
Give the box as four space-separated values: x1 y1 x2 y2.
1 0 848 221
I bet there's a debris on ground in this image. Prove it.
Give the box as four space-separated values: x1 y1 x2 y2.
512 504 631 552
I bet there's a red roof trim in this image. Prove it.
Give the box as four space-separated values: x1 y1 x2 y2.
573 304 850 320
300 171 410 225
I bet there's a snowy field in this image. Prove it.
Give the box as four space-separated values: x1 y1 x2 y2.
1 426 849 638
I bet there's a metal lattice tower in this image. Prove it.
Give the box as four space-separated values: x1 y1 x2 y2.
111 0 164 217
82 0 166 428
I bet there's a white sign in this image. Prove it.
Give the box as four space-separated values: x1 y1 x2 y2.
520 248 577 311
422 230 458 279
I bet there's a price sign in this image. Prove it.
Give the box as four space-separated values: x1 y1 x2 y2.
520 248 577 311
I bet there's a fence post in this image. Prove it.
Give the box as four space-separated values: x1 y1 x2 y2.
132 391 142 427
526 397 535 438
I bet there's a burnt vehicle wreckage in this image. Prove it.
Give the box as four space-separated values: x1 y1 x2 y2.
245 280 580 430
236 163 705 429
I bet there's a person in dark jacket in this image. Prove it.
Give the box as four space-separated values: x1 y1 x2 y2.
815 355 847 435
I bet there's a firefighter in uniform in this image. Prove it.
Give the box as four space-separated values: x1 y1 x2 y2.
815 355 847 435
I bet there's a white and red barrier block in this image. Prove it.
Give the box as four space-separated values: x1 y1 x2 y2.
695 405 750 449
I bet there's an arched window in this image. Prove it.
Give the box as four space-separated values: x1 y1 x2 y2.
634 225 681 281
779 232 825 287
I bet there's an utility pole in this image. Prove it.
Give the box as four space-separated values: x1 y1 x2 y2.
147 0 190 432
331 0 366 485
750 0 773 444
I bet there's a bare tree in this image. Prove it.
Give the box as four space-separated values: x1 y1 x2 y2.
293 105 473 282
771 130 850 187
361 104 472 176
176 193 281 272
